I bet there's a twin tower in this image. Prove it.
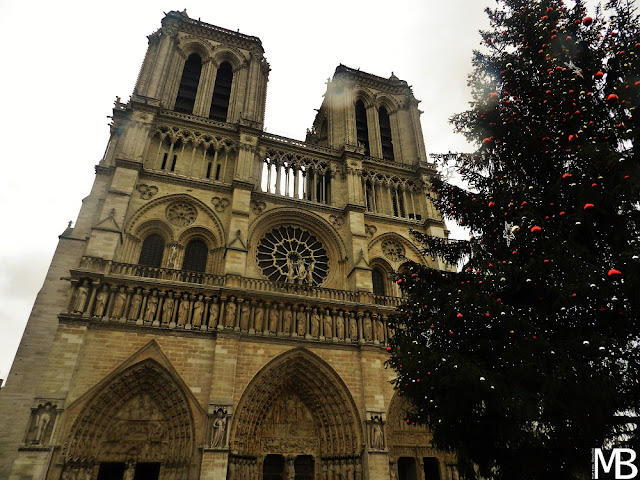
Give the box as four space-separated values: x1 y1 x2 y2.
0 10 456 480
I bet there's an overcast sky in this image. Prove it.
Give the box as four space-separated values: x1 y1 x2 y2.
0 0 597 381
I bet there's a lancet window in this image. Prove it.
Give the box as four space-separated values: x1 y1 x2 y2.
209 62 233 122
372 268 386 296
174 54 202 114
182 240 207 272
362 172 420 219
262 155 331 205
379 106 394 161
138 234 164 268
355 100 370 155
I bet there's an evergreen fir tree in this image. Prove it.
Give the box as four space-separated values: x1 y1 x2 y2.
387 1 639 478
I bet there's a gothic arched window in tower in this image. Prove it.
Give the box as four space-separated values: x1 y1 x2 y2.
372 268 386 296
174 54 203 114
379 106 394 161
355 100 370 156
209 62 233 122
182 240 207 272
138 234 164 268
256 226 329 285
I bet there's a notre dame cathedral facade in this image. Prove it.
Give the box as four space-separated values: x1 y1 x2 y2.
0 11 458 480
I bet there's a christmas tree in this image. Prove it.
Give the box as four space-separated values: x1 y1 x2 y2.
387 0 639 478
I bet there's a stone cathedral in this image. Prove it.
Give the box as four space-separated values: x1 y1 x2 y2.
0 11 458 480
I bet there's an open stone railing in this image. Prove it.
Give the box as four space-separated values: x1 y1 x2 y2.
66 257 401 345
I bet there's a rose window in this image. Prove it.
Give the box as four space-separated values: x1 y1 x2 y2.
166 202 197 227
257 226 329 285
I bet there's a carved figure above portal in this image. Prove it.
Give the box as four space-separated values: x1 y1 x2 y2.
24 401 57 445
166 201 197 227
256 226 329 286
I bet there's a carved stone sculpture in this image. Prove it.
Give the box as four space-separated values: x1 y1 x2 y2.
363 312 373 342
162 294 175 324
296 306 306 336
192 295 204 327
211 409 228 448
177 293 189 326
224 299 236 328
144 291 158 323
370 416 384 450
129 289 143 320
336 311 345 339
33 404 53 444
349 312 358 341
282 306 292 334
208 300 219 328
310 308 320 337
112 287 127 318
239 302 250 330
72 280 90 313
94 286 108 317
268 305 279 333
323 309 333 338
253 303 264 331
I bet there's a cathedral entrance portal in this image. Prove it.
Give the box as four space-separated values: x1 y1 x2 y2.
229 349 363 479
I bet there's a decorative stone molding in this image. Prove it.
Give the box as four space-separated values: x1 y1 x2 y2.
136 184 158 200
166 201 197 227
365 224 377 238
211 196 230 213
381 239 405 262
250 200 266 215
329 214 344 229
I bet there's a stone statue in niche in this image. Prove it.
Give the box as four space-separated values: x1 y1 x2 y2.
253 303 264 331
224 298 236 328
363 312 373 342
323 309 333 338
144 290 159 322
349 312 358 340
268 305 279 333
94 285 108 317
192 295 204 327
112 287 127 318
370 415 384 450
282 306 292 334
72 280 90 313
296 306 306 336
310 308 320 337
34 404 54 444
177 293 190 326
239 302 250 330
375 317 385 343
162 294 175 324
129 288 143 320
335 311 345 339
211 409 228 448
208 299 219 328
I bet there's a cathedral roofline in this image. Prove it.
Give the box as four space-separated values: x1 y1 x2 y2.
333 64 410 90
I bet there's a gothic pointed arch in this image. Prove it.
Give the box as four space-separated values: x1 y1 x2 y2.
125 193 225 247
59 342 205 476
230 348 363 459
368 232 426 267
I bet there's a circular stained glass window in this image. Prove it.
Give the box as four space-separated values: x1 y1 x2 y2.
257 226 329 286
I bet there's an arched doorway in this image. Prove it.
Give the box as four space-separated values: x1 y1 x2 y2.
229 348 364 478
59 359 198 480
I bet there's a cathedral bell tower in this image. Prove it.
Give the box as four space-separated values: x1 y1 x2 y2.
0 10 458 480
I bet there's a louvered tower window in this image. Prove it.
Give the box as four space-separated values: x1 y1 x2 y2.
379 106 394 160
182 240 207 272
174 54 202 114
209 62 233 121
138 234 164 267
355 100 370 156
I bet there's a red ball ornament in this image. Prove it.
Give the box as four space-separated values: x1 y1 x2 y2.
488 92 499 101
483 137 492 144
584 203 595 210
488 201 496 208
595 71 604 80
583 16 593 26
606 94 619 103
396 279 403 284
531 226 542 233
568 134 578 142
387 346 392 352
562 173 573 179
608 269 622 277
